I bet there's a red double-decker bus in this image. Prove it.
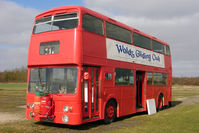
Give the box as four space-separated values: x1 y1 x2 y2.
26 5 172 125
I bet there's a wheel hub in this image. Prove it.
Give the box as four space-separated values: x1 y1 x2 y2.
106 105 114 119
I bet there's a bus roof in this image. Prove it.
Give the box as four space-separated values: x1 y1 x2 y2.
35 5 169 46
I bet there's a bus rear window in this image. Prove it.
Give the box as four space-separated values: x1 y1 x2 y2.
33 12 78 34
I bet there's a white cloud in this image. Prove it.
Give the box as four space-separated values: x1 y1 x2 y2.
0 47 27 71
0 0 38 71
85 0 199 77
0 0 38 46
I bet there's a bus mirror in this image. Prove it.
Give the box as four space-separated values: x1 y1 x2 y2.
84 72 89 80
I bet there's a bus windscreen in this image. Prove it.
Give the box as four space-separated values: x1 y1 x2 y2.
28 67 78 94
33 12 78 34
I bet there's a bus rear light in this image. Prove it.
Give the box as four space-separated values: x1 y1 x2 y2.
62 115 69 123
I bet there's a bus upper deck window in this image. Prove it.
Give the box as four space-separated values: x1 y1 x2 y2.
33 12 78 34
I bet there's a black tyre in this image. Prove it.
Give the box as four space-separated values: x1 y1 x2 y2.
169 101 172 107
157 94 164 112
104 100 116 124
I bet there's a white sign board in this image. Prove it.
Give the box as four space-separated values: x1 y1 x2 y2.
146 99 157 115
106 38 165 68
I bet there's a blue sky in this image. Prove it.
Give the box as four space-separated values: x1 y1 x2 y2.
0 0 199 76
8 0 84 11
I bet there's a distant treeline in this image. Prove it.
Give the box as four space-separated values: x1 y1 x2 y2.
0 67 27 82
172 77 199 86
0 68 199 85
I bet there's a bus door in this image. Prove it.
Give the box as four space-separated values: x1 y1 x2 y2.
82 67 99 119
136 71 145 109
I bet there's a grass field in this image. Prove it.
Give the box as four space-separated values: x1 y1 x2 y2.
0 83 26 112
0 83 199 133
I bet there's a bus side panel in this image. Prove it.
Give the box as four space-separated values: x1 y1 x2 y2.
103 66 121 118
153 85 167 107
82 31 106 65
119 86 134 116
165 55 172 104
146 85 154 101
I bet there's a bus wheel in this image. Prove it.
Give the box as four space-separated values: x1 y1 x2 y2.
169 101 172 107
104 100 116 124
157 95 164 111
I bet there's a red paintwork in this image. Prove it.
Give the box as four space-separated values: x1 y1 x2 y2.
40 96 52 115
106 105 114 119
26 5 172 125
158 97 163 109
